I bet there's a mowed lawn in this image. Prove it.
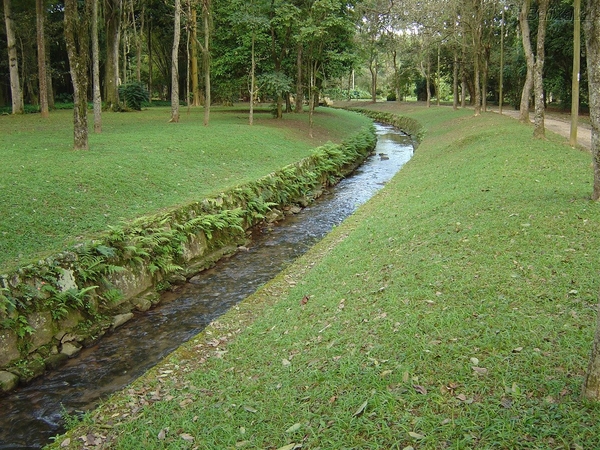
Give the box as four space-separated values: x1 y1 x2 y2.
50 103 600 449
0 106 371 272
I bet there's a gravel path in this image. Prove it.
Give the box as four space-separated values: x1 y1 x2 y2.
493 108 592 150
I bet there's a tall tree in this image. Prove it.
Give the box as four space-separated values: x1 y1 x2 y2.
3 0 24 114
190 3 201 106
532 0 549 139
581 0 600 400
570 0 581 146
64 0 91 150
105 0 123 110
170 0 181 122
92 0 102 132
36 0 49 117
519 0 534 123
582 0 600 203
201 0 211 126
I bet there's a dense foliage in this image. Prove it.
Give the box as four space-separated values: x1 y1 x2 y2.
0 0 590 113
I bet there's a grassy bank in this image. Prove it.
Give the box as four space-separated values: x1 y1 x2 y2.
0 107 370 272
50 104 600 449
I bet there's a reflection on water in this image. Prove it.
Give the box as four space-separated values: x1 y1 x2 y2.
0 124 413 450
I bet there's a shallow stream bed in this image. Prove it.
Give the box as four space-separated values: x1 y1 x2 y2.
0 123 413 449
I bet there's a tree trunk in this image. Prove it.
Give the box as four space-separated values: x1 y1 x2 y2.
392 49 400 102
309 60 315 138
148 18 152 103
583 0 600 202
453 50 458 110
191 6 200 106
482 46 489 112
129 0 142 83
122 14 128 85
583 296 600 398
105 0 122 111
295 42 303 113
202 0 210 126
570 0 581 146
3 0 24 114
46 70 54 109
425 57 431 108
36 0 49 117
461 28 467 108
92 0 102 133
369 51 377 103
64 0 91 150
249 31 255 125
186 9 190 112
436 46 440 106
533 0 549 139
519 0 534 123
170 0 181 123
472 4 482 116
499 8 505 114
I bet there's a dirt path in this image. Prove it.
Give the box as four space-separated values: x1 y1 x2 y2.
494 108 592 151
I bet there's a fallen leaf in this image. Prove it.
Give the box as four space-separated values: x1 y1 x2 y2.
402 371 410 383
440 418 451 425
403 447 415 450
243 405 257 413
236 441 251 448
500 397 512 409
60 438 71 448
413 385 428 395
300 295 309 306
472 366 488 375
282 359 291 367
380 370 393 378
456 393 474 404
179 398 193 407
408 431 425 439
180 433 194 443
353 399 368 417
470 357 479 365
328 395 337 404
276 444 298 450
512 347 523 353
286 423 302 433
158 428 168 440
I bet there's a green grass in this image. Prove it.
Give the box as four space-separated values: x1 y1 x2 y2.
49 105 600 449
0 106 371 272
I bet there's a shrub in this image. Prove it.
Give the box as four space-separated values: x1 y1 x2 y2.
118 82 149 111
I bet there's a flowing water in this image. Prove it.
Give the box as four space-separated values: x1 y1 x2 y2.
0 123 413 449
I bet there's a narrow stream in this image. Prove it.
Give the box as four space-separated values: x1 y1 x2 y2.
0 123 413 450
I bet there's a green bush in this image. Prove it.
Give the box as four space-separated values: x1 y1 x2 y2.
118 82 149 111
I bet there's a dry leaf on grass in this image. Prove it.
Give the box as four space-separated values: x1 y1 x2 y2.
179 433 194 443
408 431 425 439
413 385 428 395
353 399 368 417
285 423 302 433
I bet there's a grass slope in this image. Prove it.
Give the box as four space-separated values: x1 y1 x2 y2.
51 105 600 449
0 107 370 272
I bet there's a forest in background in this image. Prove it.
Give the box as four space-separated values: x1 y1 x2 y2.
0 0 589 116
